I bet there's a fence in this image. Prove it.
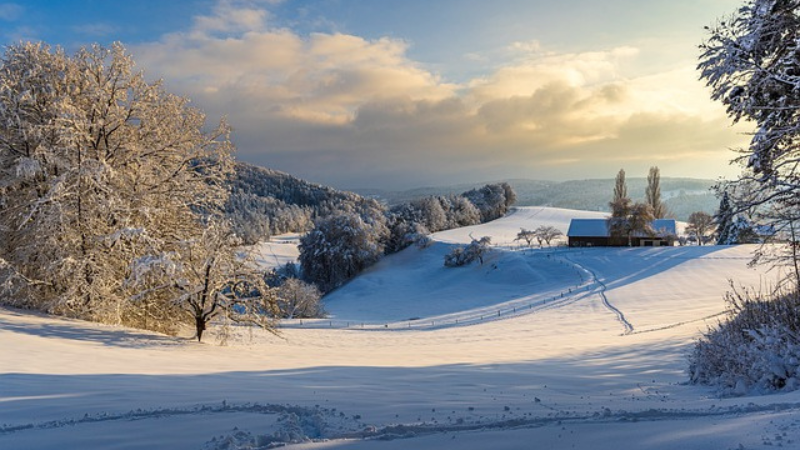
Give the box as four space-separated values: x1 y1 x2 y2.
279 248 599 332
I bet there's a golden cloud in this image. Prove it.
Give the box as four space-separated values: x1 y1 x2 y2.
131 0 748 187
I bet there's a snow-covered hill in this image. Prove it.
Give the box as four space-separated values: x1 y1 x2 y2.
3 207 798 450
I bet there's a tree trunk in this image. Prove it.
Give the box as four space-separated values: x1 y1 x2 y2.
195 316 206 342
790 221 800 292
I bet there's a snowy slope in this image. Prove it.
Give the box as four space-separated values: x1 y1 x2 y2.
249 233 301 270
3 207 798 450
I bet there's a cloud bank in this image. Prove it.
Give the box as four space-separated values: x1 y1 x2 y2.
133 0 746 188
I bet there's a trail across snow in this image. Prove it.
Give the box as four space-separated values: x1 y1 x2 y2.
562 252 634 335
1 207 796 450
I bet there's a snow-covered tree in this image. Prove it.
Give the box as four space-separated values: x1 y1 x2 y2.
129 219 279 342
411 197 447 233
299 212 386 292
463 183 516 222
700 0 800 276
447 195 481 228
715 191 737 245
0 42 248 335
687 211 715 245
535 225 563 247
275 278 323 319
515 228 537 247
444 236 492 267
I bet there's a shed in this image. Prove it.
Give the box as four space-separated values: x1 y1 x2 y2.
567 219 677 247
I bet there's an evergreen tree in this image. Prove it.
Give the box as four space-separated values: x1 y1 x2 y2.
715 191 737 245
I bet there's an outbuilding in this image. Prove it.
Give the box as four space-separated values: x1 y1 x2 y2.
567 218 677 247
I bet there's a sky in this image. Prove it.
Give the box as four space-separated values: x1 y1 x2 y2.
0 0 750 189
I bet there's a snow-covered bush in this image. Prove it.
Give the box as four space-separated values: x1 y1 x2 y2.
444 237 492 267
275 278 324 319
689 288 800 395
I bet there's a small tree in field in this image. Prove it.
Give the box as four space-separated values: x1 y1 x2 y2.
275 278 323 319
515 228 537 247
687 211 715 245
535 225 563 246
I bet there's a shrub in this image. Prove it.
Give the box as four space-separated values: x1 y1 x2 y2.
444 237 491 267
689 288 800 395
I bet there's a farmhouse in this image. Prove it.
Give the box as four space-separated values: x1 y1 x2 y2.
567 218 677 247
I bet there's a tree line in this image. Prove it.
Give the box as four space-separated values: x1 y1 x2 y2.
298 182 517 293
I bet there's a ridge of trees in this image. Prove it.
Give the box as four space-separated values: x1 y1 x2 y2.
298 182 517 293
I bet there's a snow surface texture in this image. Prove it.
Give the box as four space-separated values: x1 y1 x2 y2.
249 233 301 270
3 207 798 450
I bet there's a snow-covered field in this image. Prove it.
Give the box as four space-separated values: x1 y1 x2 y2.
249 233 301 270
3 207 798 450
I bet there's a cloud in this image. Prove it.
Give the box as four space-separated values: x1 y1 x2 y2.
191 0 270 36
131 0 746 188
0 3 22 21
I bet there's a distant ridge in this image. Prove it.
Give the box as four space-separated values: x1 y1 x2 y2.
353 178 717 221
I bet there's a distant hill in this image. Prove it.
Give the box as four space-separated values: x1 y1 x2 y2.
354 178 719 221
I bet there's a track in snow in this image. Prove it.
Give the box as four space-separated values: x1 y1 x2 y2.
561 254 634 335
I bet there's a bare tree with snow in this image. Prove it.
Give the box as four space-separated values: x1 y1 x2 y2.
444 236 492 267
535 225 563 247
514 228 537 247
0 42 277 337
275 278 324 319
